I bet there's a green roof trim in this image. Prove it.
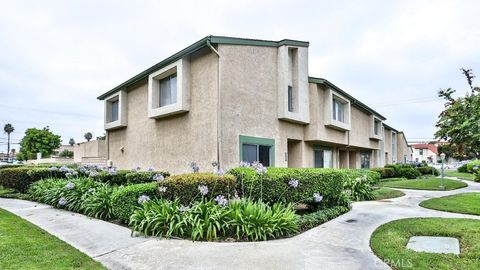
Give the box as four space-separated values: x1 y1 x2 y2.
97 35 309 100
308 77 387 121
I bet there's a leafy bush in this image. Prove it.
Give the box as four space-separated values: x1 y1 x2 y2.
475 172 480 182
370 168 395 179
130 198 298 241
467 160 480 173
0 164 27 170
27 168 69 181
0 167 33 192
90 170 131 185
111 182 158 223
229 168 346 207
125 171 170 184
297 205 351 231
397 167 421 179
28 178 67 205
58 149 74 158
458 164 468 173
82 184 117 220
160 173 236 205
415 166 439 176
341 169 380 201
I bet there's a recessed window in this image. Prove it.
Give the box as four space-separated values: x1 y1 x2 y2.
104 90 127 130
392 132 397 162
242 144 271 166
314 147 333 168
159 74 177 107
287 85 294 112
361 152 370 169
374 119 381 135
110 100 119 122
332 98 345 123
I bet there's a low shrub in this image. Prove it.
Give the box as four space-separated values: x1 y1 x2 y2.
467 160 480 173
111 182 158 223
130 198 298 241
342 170 380 201
457 164 468 173
28 178 68 205
229 167 346 207
475 172 480 182
0 167 33 192
416 166 439 176
159 173 236 205
90 170 131 185
0 164 27 170
125 171 170 184
27 168 69 181
370 168 396 179
82 184 118 220
297 205 351 231
397 167 421 179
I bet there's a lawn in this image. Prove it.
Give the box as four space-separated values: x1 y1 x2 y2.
370 218 480 270
420 192 480 215
380 177 467 191
444 171 476 181
0 208 105 270
369 187 405 200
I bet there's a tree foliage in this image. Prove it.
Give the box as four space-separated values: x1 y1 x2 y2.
435 68 480 159
68 138 75 146
84 132 93 142
17 127 61 160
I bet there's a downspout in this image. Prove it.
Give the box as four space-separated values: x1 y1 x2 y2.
207 40 222 169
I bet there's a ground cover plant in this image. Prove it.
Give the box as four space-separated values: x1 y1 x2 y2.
370 218 480 270
444 170 476 181
0 208 105 270
380 177 467 191
369 187 405 200
419 192 480 215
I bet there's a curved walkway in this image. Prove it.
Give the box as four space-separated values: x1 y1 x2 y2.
1 177 479 270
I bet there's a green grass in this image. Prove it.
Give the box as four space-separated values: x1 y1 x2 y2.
380 177 467 191
0 208 105 270
420 193 480 215
370 218 480 270
444 171 476 181
369 187 405 200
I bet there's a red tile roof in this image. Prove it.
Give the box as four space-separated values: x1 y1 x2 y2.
412 143 438 155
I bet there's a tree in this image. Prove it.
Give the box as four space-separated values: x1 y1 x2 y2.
17 127 61 160
59 149 74 158
84 132 93 142
435 68 480 159
69 138 75 146
3 123 14 160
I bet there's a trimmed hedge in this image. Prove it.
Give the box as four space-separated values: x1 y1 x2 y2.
159 173 236 205
90 170 170 185
111 182 159 223
229 168 347 207
125 171 170 184
0 167 33 192
370 168 395 179
416 166 439 176
467 160 480 173
397 167 421 179
27 168 69 181
458 164 468 173
0 164 27 170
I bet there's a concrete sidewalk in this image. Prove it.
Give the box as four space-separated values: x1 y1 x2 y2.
1 177 479 270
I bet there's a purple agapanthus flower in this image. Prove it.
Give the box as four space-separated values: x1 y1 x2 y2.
147 167 155 172
214 168 225 176
65 182 75 190
58 197 67 206
288 179 299 188
108 168 117 175
198 185 209 195
138 195 151 204
152 173 164 181
59 166 70 172
48 167 59 172
211 161 218 167
190 161 200 173
215 195 228 207
179 205 190 212
158 186 167 192
313 193 323 203
89 171 98 177
239 161 250 167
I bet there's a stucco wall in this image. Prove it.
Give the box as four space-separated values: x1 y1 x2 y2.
107 48 219 174
73 140 106 163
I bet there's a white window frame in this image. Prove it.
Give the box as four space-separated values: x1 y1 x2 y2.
104 90 127 130
324 89 351 131
148 58 190 119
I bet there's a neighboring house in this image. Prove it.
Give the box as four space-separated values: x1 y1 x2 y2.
412 143 438 163
97 36 410 174
73 140 106 165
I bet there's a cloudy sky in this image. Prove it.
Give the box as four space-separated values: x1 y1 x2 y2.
1 0 479 153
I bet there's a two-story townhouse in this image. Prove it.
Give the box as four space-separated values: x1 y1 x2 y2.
97 36 410 174
412 143 438 163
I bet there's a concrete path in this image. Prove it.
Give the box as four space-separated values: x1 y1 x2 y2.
1 177 480 270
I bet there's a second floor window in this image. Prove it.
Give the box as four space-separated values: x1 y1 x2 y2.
419 149 423 155
159 74 177 107
288 85 294 112
332 98 345 123
110 100 119 122
374 119 381 135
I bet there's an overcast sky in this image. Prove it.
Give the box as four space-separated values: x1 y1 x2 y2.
1 0 479 153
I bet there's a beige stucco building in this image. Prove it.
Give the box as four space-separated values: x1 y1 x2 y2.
97 36 411 174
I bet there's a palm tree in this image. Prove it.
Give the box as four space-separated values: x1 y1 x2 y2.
84 132 93 142
11 149 16 159
3 123 14 161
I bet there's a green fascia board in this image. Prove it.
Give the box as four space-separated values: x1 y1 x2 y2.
383 123 399 133
308 77 387 121
98 35 309 100
239 135 275 166
210 36 309 48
